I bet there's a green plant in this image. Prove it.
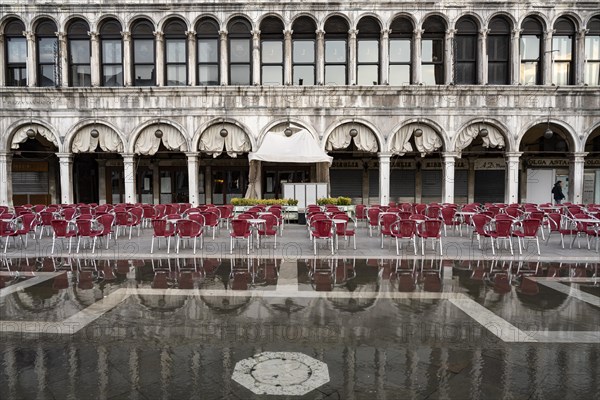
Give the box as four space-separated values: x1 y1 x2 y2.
316 196 352 206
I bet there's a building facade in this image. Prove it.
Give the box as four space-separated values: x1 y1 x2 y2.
0 0 599 206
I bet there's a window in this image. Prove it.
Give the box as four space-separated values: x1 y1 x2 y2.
100 20 123 87
389 17 413 85
552 17 576 85
356 17 380 85
196 18 219 86
5 19 27 86
585 17 600 85
454 17 478 84
520 17 543 85
131 19 155 86
67 19 91 87
228 18 252 85
36 20 58 87
487 16 511 84
422 16 446 85
260 17 284 85
324 16 349 85
164 19 187 86
292 17 316 85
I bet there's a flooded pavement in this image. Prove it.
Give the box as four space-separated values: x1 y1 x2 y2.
1 257 599 399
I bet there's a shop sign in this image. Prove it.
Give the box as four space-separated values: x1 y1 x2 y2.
526 159 569 167
331 160 363 169
474 158 506 170
585 159 600 167
421 159 468 169
12 161 48 172
391 160 416 169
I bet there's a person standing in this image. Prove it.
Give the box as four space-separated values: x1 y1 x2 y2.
552 181 565 205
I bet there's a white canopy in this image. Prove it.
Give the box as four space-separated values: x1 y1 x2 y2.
249 128 332 164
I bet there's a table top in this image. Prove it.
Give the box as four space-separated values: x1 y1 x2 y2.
331 219 347 224
247 219 266 224
455 211 476 215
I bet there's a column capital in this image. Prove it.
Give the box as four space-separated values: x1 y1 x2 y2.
0 151 13 159
381 29 391 39
511 28 523 37
219 30 228 39
186 30 196 40
505 151 523 159
577 28 589 38
349 29 358 39
121 31 131 41
316 30 325 39
413 29 424 38
0 33 4 44
185 151 200 159
55 31 66 42
122 153 136 161
442 151 460 159
87 31 99 41
252 30 261 38
479 29 489 39
153 31 164 41
446 29 457 38
23 30 35 41
544 29 556 37
284 29 293 38
56 152 73 161
378 152 392 159
570 151 588 160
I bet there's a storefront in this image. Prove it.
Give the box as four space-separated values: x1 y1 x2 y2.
473 158 506 204
524 159 570 205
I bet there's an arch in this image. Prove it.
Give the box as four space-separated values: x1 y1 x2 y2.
323 14 351 33
582 121 600 147
62 15 91 33
290 14 318 33
3 119 61 152
321 119 384 152
453 118 514 153
192 118 256 152
128 119 189 154
355 13 383 31
516 118 579 152
96 14 126 32
0 14 24 31
157 15 191 32
31 15 59 31
389 13 416 33
584 13 600 28
127 15 157 32
224 14 255 32
419 12 449 31
64 119 127 153
193 15 221 32
518 13 549 32
485 11 517 30
98 17 123 33
453 12 484 31
550 12 583 30
258 118 319 146
386 118 450 153
257 13 286 30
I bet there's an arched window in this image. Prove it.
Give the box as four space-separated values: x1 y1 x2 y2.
36 20 58 87
196 18 219 86
260 17 284 85
585 16 600 85
324 16 349 85
520 16 543 85
67 19 91 87
131 19 155 86
356 17 380 85
5 19 27 86
552 17 576 85
487 16 511 84
454 16 478 84
389 16 413 85
100 19 123 87
164 18 187 86
292 17 316 85
228 18 252 85
422 16 446 85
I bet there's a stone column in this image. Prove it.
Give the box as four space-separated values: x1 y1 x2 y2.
24 31 36 87
89 31 100 87
187 30 196 86
252 30 261 85
348 29 358 85
380 29 390 85
56 32 68 87
154 31 164 86
575 29 587 85
478 29 489 84
122 31 132 86
445 29 456 84
316 30 325 85
413 29 423 84
96 159 107 204
510 29 522 85
379 153 391 206
0 152 13 206
57 153 74 204
186 152 199 206
219 30 228 85
284 29 293 85
0 34 5 86
442 152 458 204
122 154 136 204
505 152 521 204
569 152 587 204
543 29 555 85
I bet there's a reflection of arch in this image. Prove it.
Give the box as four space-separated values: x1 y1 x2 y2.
129 119 189 154
516 119 578 152
137 294 189 313
454 119 511 152
198 119 252 157
387 119 448 155
516 284 568 311
323 119 382 152
65 120 126 153
6 119 61 151
200 295 253 314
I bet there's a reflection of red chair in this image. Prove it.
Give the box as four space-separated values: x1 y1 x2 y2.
77 271 95 290
518 277 539 295
230 219 251 255
175 219 203 254
492 273 511 293
230 271 251 290
152 271 170 289
52 272 70 290
396 273 416 292
313 272 333 291
151 219 176 254
422 273 442 292
310 219 334 255
177 272 194 289
98 264 117 281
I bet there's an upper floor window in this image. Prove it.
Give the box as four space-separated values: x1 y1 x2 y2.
324 16 349 85
228 18 252 85
520 16 543 85
356 17 381 85
585 17 600 85
487 16 511 84
131 19 155 86
389 16 413 85
5 19 27 86
454 16 478 84
422 16 446 84
100 19 123 87
196 18 219 86
292 17 316 85
164 18 187 86
36 20 58 87
260 17 284 85
552 17 576 85
67 19 91 87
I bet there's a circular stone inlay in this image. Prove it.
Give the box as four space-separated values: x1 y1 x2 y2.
251 358 311 386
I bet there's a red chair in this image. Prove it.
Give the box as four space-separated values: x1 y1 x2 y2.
257 214 278 249
175 219 203 254
217 205 233 229
379 213 398 248
150 219 176 254
414 204 427 215
440 207 459 236
230 219 252 255
512 218 542 255
391 219 417 255
488 219 514 255
75 219 103 253
425 205 441 219
416 220 443 256
142 205 156 228
14 213 39 248
310 219 334 255
61 207 78 220
505 207 522 218
115 211 139 240
38 211 56 238
334 216 356 250
95 213 115 250
200 211 219 239
471 214 493 250
355 204 367 226
51 220 77 254
367 208 381 237
0 219 21 253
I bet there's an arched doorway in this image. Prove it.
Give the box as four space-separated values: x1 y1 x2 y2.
10 123 59 205
584 127 600 204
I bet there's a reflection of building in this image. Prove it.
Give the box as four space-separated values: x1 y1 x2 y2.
1 2 599 206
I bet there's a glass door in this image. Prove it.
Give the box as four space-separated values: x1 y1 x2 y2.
212 168 248 204
107 167 124 204
159 167 189 203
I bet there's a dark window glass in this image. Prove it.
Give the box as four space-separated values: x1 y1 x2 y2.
164 19 187 86
6 20 27 86
422 16 445 84
36 21 58 87
487 17 510 84
132 20 156 86
67 20 91 86
196 19 219 86
292 17 316 85
520 17 543 85
389 17 413 85
552 18 575 85
324 16 349 85
100 20 123 87
228 18 252 85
